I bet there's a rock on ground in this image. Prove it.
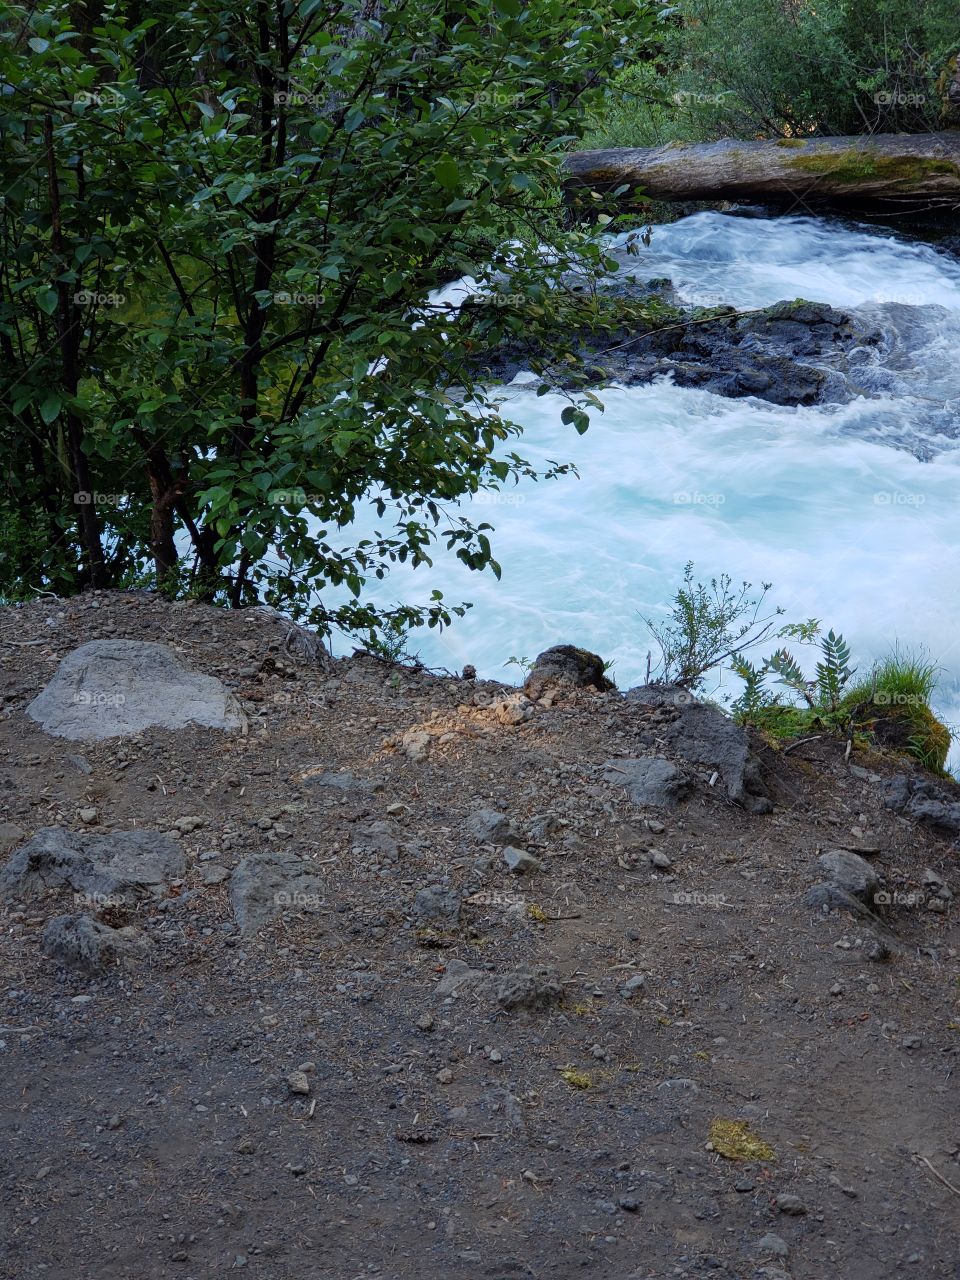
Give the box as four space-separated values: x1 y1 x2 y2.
0 827 185 905
883 773 960 837
523 645 614 701
41 913 151 973
229 850 325 935
604 756 690 808
816 848 881 903
495 967 563 1011
26 639 244 741
625 684 772 812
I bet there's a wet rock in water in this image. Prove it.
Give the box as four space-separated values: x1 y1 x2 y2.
625 684 772 812
42 913 151 973
229 850 324 935
471 292 882 409
412 886 461 925
523 645 614 701
0 827 185 905
26 639 243 740
495 966 563 1011
816 848 881 903
604 756 690 808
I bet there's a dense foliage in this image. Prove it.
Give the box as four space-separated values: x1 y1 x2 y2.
586 0 958 147
0 0 657 642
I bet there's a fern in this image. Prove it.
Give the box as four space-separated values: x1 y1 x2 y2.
815 629 854 711
730 656 768 718
766 647 812 706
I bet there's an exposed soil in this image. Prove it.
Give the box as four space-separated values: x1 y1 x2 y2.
1 592 959 1280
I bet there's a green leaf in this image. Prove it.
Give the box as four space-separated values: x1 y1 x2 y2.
227 181 254 205
35 289 59 316
39 393 63 424
434 158 459 190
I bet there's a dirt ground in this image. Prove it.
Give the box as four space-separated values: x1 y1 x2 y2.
1 591 958 1280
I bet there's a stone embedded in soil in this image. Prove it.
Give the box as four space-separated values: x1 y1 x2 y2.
0 823 25 855
495 966 563 1011
758 1233 790 1259
523 644 614 701
816 848 881 903
804 882 878 920
465 807 514 843
41 913 151 973
25 639 244 741
625 684 772 811
435 958 480 997
412 886 461 924
229 850 324 935
502 846 542 875
604 756 690 808
883 772 960 836
774 1193 807 1215
0 827 186 904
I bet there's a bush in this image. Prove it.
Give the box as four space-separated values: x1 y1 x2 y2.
641 561 791 690
585 0 958 147
0 0 660 643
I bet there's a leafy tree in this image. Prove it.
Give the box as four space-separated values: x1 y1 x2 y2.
0 0 657 642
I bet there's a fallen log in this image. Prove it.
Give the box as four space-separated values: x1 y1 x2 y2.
562 132 960 209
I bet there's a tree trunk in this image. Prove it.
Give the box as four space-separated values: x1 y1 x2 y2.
43 113 108 589
563 132 960 210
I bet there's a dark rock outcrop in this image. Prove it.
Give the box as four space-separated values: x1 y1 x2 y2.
523 645 614 700
624 685 772 813
0 828 186 905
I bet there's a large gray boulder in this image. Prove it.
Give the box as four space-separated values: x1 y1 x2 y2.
230 850 325 935
42 913 151 973
604 756 690 808
26 639 244 741
0 827 185 904
625 684 772 812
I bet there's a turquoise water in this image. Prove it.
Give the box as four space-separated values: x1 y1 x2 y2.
322 213 960 758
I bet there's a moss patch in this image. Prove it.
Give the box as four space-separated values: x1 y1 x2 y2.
709 1118 775 1162
788 149 958 188
560 1067 593 1089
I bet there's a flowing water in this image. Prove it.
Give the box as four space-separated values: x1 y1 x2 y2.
328 212 960 762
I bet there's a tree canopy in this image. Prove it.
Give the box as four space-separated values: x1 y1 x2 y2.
0 0 657 642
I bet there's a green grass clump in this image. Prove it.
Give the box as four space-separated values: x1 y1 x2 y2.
841 649 950 773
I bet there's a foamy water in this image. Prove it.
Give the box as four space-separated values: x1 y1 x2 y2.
323 214 960 761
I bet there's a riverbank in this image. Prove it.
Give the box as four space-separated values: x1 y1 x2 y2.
1 591 959 1279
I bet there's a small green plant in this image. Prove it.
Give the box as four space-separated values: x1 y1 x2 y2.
766 629 855 712
657 566 950 773
643 562 792 690
505 655 535 676
363 619 420 666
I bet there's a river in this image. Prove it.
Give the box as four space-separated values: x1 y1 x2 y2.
327 212 960 763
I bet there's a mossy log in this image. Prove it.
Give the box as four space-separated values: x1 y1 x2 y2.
563 133 960 209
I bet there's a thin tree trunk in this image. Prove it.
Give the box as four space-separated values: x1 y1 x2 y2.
43 113 108 589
